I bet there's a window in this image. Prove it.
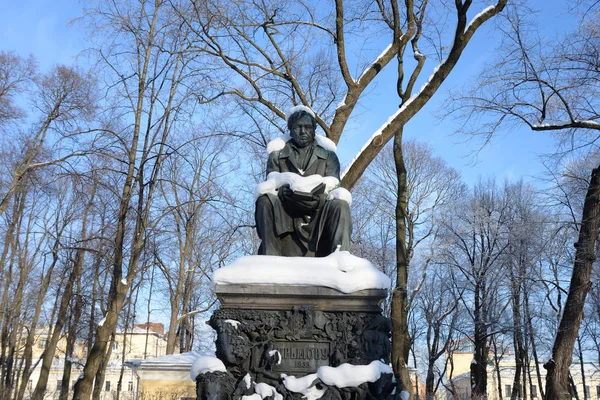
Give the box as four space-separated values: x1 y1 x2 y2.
57 380 62 390
596 385 600 399
27 380 32 391
584 386 590 398
128 381 133 392
38 337 47 349
532 385 538 398
105 381 111 392
113 342 119 351
505 385 512 398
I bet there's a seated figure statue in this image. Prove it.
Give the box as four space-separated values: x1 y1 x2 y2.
255 107 352 257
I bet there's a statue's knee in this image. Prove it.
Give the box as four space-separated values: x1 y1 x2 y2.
329 199 350 214
255 195 271 210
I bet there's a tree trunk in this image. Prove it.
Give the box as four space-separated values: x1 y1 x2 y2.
32 258 83 400
92 333 114 400
544 166 600 399
59 273 83 400
16 235 62 400
524 283 545 399
391 129 413 398
492 339 503 400
180 268 194 353
472 283 489 399
510 270 524 400
577 336 588 400
0 192 24 399
144 267 155 359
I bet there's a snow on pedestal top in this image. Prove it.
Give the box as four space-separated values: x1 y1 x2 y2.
213 250 390 294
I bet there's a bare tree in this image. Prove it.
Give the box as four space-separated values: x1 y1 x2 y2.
31 178 96 400
412 267 460 400
543 165 600 399
0 63 96 218
448 5 600 146
155 133 235 354
501 181 545 400
439 179 512 398
71 1 205 398
445 4 600 398
0 52 35 127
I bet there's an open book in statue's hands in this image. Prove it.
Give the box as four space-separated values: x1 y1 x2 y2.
289 182 325 201
278 182 326 213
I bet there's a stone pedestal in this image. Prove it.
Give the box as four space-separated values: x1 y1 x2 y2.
197 284 397 399
216 284 387 312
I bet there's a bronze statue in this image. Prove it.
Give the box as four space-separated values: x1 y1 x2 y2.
255 107 352 257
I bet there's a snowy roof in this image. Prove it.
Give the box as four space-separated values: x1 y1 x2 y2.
115 328 166 339
125 351 209 371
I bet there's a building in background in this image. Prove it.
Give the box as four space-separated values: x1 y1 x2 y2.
18 323 170 400
446 340 600 400
125 351 202 400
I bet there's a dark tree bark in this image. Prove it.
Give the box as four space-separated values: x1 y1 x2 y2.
59 274 82 400
471 282 490 399
391 129 412 398
544 166 600 399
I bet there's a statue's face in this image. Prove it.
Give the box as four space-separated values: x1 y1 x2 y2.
290 114 315 148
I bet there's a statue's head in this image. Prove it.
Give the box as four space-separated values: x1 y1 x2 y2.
287 108 316 148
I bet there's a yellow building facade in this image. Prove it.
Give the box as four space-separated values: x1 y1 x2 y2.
17 323 172 399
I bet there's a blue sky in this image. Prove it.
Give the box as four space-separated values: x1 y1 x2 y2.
0 0 578 187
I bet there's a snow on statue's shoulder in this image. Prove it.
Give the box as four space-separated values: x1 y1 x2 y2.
266 135 289 154
266 134 337 154
213 250 390 293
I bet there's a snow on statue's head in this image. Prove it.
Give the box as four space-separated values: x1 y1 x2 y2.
285 105 316 130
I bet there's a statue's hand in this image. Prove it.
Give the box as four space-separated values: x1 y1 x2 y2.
278 184 323 213
278 184 294 203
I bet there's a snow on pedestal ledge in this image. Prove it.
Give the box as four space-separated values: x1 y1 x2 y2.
318 360 392 388
190 356 226 381
280 361 392 398
213 251 390 294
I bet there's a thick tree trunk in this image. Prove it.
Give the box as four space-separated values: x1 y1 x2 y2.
510 275 525 400
472 283 489 399
544 166 600 399
92 333 114 400
73 282 128 400
391 130 413 398
32 259 82 400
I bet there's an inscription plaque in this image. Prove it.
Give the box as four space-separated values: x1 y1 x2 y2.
272 341 330 374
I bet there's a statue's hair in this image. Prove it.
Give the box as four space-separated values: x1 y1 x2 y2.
287 109 317 131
